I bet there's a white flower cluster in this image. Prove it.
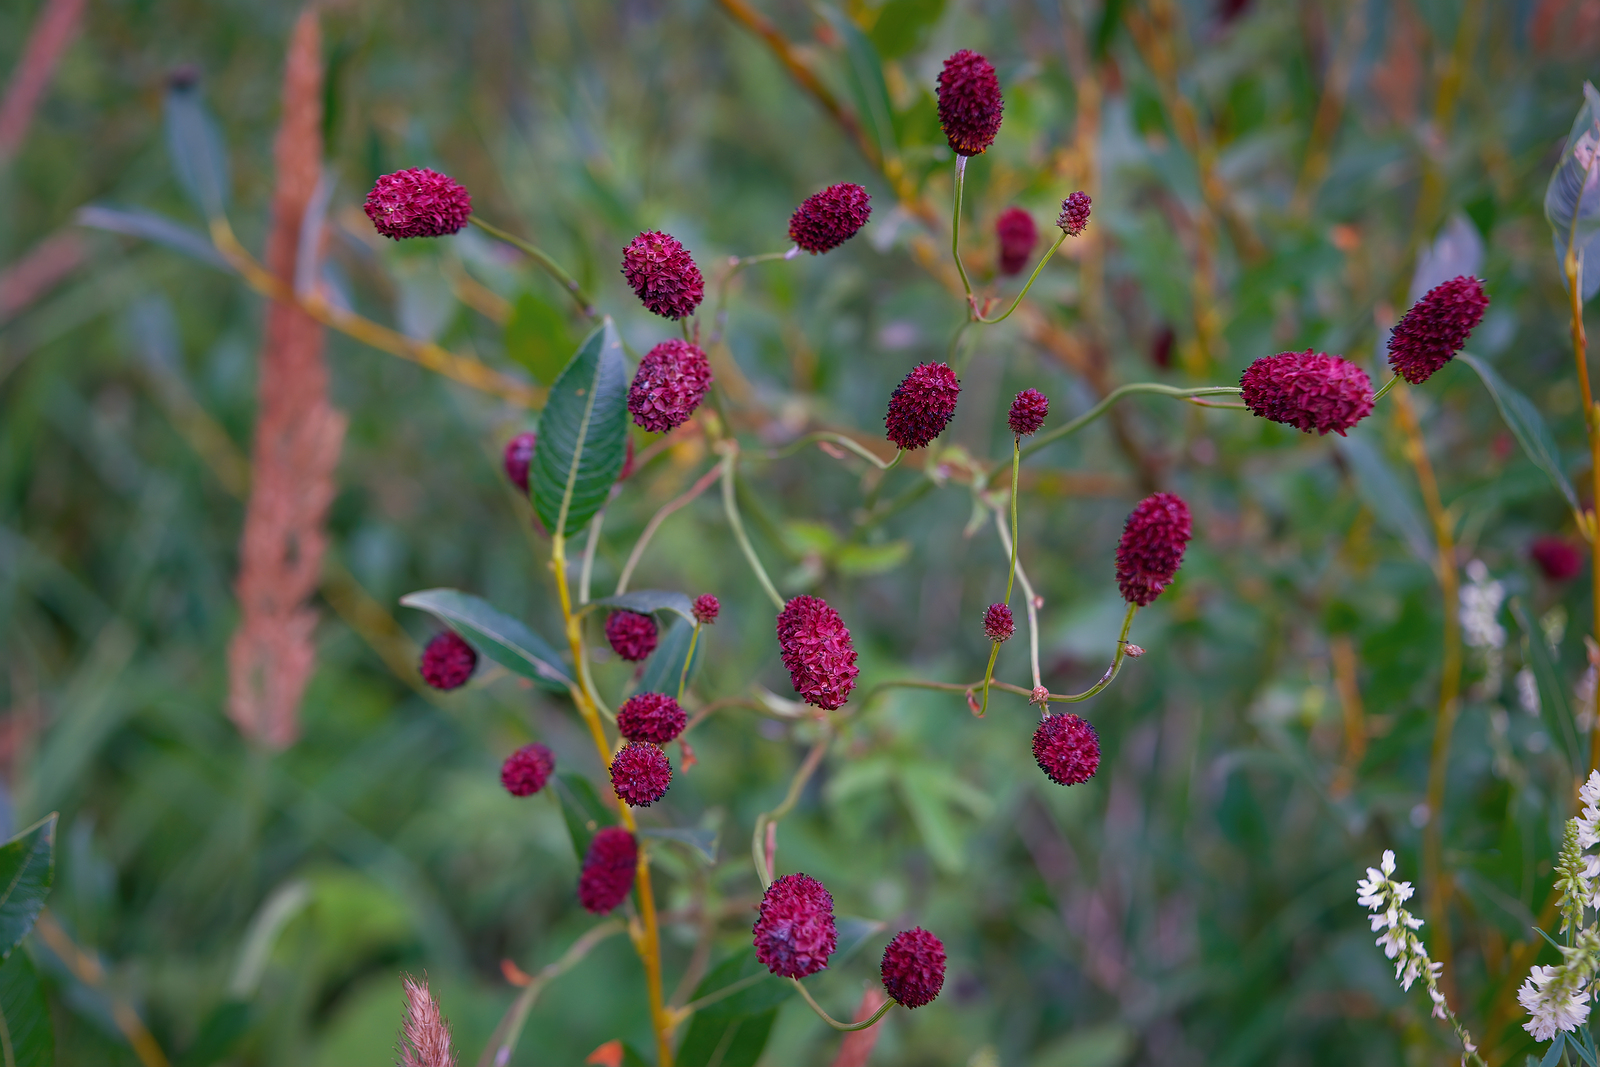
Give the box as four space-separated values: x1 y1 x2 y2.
1358 851 1451 1020
1459 560 1506 650
1516 772 1600 1042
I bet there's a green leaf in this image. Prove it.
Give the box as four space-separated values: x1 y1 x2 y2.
677 953 790 1067
531 319 629 537
553 773 616 861
1541 1033 1568 1067
1459 353 1580 512
636 617 704 696
0 816 56 961
897 765 968 873
0 950 53 1067
590 590 697 625
1332 437 1432 562
176 1000 250 1067
866 0 946 59
399 589 572 692
835 540 911 577
834 916 887 963
503 291 573 386
164 79 229 219
76 206 233 271
639 827 717 864
818 7 897 164
1544 81 1600 302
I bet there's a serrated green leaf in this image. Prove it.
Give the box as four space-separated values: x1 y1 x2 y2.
636 617 704 695
0 950 53 1067
399 589 572 692
639 827 717 864
590 590 696 625
1459 353 1580 512
531 319 629 537
504 291 573 386
0 816 55 961
554 774 616 861
164 79 229 220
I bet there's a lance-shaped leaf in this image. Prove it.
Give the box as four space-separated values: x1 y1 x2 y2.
0 950 53 1067
164 77 230 220
589 590 696 625
399 589 571 692
531 319 628 537
0 814 55 960
553 773 616 861
818 6 897 165
1333 436 1432 563
1459 354 1580 513
1545 81 1600 302
77 205 232 271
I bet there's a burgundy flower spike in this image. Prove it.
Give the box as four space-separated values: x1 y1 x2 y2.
500 742 555 797
364 168 472 239
503 431 536 492
610 741 672 807
1240 350 1374 436
937 50 1004 156
1387 275 1488 384
753 873 837 979
1033 713 1101 786
605 610 659 662
885 362 961 451
881 928 946 1008
1057 191 1092 237
1116 492 1192 607
578 827 637 914
617 692 687 745
692 594 720 624
1008 388 1049 437
996 207 1037 276
983 603 1015 643
628 339 713 433
420 631 476 690
622 231 704 320
789 183 872 254
776 595 859 710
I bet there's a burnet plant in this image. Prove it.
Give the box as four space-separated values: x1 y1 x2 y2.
368 48 1494 1067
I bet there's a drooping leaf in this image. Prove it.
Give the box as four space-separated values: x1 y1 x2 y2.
1545 81 1600 302
1458 353 1580 512
554 773 616 861
636 617 704 696
504 291 574 386
589 590 696 625
676 953 790 1067
0 815 56 960
530 319 629 537
164 78 230 220
639 827 717 864
0 950 54 1067
1332 437 1432 563
818 7 897 165
76 206 232 271
399 589 572 691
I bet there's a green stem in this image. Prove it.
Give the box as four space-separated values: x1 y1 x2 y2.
678 622 701 702
468 217 596 318
763 432 901 470
751 733 829 888
719 447 785 610
578 509 603 605
1048 602 1138 704
1019 384 1243 460
975 232 1068 325
1371 374 1400 402
951 155 974 307
980 441 1022 715
476 920 625 1067
978 642 1002 716
706 248 797 348
791 979 897 1031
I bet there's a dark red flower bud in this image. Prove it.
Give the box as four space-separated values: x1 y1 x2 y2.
578 826 637 913
605 611 659 662
1033 712 1100 785
622 231 704 320
753 873 837 979
1116 492 1192 607
880 928 946 1008
617 693 687 745
1532 537 1585 582
776 595 859 710
995 207 1037 276
628 339 713 434
789 183 872 254
504 431 536 492
692 594 720 624
1239 350 1374 436
1387 276 1488 384
1007 388 1049 437
500 742 555 797
885 362 961 451
983 603 1014 643
364 168 472 240
420 631 476 689
1057 191 1092 237
937 50 1003 156
610 741 672 806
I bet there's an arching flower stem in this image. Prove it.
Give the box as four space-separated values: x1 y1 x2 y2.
979 439 1022 715
467 216 597 318
791 979 897 1031
718 444 785 611
973 231 1068 325
1019 383 1242 460
951 155 975 304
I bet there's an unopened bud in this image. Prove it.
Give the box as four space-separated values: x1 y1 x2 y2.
1029 685 1049 706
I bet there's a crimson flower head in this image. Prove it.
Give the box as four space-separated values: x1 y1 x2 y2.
1008 388 1049 437
753 873 837 979
364 168 472 240
776 595 859 710
610 741 672 806
1239 350 1374 436
1531 537 1584 582
617 692 687 745
1057 191 1092 237
885 362 961 450
622 231 704 320
1387 275 1489 384
881 928 946 1009
996 207 1037 276
1116 492 1192 607
790 183 872 254
420 631 476 690
1033 712 1100 785
937 50 1003 156
605 611 659 662
628 339 713 434
692 594 720 624
578 826 637 914
500 742 555 797
983 603 1014 643
503 431 536 492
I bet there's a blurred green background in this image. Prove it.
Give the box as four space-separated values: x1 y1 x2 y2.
3 0 1599 1063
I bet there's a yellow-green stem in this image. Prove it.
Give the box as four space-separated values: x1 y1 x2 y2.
975 232 1068 325
951 155 974 306
790 979 897 1031
678 623 701 702
1019 384 1242 460
468 217 597 318
719 446 785 610
980 441 1022 714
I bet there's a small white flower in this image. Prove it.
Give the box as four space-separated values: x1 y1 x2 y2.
1517 668 1542 717
1459 562 1507 650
